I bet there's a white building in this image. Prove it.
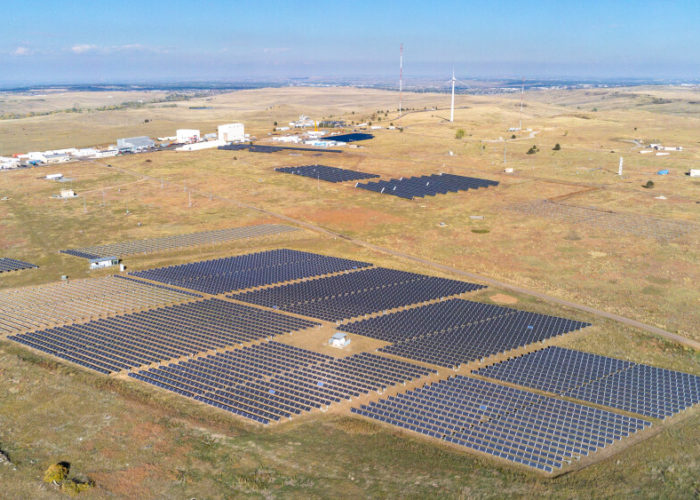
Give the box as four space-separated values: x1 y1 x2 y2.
176 129 200 144
89 256 119 270
73 148 98 158
45 153 71 164
272 135 302 144
289 115 314 128
689 169 700 177
46 173 64 181
329 332 351 348
175 140 225 152
26 152 47 163
0 157 19 169
59 189 77 199
117 136 155 152
94 149 119 158
218 123 245 142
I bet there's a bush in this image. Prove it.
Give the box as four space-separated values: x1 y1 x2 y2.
642 180 654 189
61 479 95 496
455 129 465 139
553 143 561 151
527 145 538 154
44 463 69 484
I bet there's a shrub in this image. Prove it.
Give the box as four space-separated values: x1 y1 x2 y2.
44 463 69 484
527 145 538 154
553 143 561 151
455 129 465 139
642 180 654 189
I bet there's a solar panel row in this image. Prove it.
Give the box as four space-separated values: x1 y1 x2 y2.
356 173 499 200
0 257 38 273
130 249 372 295
0 275 196 335
275 165 379 183
9 299 319 374
475 347 700 419
133 349 436 424
378 311 590 368
60 224 297 259
231 268 484 321
352 376 651 472
340 298 516 342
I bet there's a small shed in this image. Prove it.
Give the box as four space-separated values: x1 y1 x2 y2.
89 256 119 270
329 332 351 349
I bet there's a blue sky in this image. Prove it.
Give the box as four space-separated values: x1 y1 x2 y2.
2 0 699 84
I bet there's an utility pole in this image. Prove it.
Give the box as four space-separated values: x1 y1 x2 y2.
450 68 455 123
399 43 403 114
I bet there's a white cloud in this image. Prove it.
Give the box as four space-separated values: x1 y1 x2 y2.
13 46 30 56
71 44 97 54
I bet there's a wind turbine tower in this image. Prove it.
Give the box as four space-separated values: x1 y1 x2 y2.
450 68 456 123
399 43 403 114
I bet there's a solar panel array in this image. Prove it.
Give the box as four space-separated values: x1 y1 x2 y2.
0 258 38 274
133 348 435 424
130 249 372 295
475 347 700 419
9 299 319 374
231 268 484 321
340 299 515 342
321 133 374 143
0 276 197 335
352 376 651 472
380 313 589 368
60 224 297 260
275 164 379 183
355 173 499 200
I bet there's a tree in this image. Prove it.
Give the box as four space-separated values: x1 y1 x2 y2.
273 121 278 126
642 180 654 189
527 145 538 154
455 129 465 139
553 143 561 151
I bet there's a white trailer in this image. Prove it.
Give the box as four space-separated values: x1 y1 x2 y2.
218 123 245 142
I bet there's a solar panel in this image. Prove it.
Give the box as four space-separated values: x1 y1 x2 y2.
60 224 297 259
352 376 651 472
132 348 435 424
0 258 38 274
380 312 590 368
231 268 485 321
339 299 515 342
275 165 379 183
9 299 320 374
321 133 374 143
356 173 499 200
130 249 373 295
473 347 700 419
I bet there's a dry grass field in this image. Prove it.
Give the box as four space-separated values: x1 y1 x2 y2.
0 85 698 498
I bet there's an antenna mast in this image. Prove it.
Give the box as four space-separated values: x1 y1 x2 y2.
399 43 403 114
450 68 455 122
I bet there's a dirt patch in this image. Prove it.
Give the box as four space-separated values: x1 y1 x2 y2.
291 206 407 232
489 293 518 305
90 463 162 497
